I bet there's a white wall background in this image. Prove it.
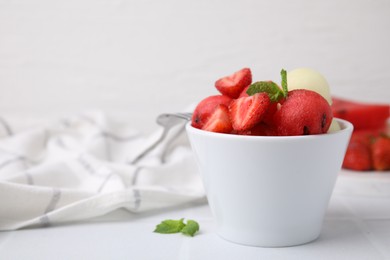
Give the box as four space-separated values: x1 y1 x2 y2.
0 0 389 133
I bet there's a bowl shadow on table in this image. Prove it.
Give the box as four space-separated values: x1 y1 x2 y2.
312 219 366 247
299 201 366 247
206 219 368 251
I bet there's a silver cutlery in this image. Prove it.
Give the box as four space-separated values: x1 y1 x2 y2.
129 112 193 164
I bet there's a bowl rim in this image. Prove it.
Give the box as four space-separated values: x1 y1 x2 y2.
185 118 353 140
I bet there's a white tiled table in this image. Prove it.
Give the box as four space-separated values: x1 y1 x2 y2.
1 171 389 260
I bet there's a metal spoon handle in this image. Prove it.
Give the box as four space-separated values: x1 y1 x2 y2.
130 127 169 164
129 112 192 165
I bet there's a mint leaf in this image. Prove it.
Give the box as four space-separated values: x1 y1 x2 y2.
280 69 288 97
154 218 200 237
181 220 200 237
154 218 186 234
246 81 284 102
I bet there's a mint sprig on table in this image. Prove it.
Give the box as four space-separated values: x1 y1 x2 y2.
180 220 200 237
246 69 289 102
154 218 200 237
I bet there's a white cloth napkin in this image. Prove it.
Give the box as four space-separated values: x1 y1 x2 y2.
0 111 205 231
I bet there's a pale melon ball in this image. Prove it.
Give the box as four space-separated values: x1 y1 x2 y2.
327 119 341 133
287 68 332 105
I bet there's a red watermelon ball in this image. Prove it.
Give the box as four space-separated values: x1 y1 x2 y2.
274 89 333 136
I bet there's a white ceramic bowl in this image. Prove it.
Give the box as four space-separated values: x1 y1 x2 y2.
186 118 353 247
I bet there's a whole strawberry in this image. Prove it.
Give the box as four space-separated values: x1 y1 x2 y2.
342 133 372 171
371 136 390 171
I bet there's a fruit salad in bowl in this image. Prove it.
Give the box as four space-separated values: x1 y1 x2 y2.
191 68 336 137
186 68 353 247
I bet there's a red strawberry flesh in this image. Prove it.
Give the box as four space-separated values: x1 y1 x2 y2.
238 85 250 98
191 95 232 129
229 93 271 131
202 104 233 133
343 133 372 171
215 68 252 98
371 136 390 171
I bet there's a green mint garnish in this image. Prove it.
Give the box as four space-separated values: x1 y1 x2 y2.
181 220 200 237
246 81 284 102
154 218 186 234
246 69 289 101
280 69 288 97
154 218 200 237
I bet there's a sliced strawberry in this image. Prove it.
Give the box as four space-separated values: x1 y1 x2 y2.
215 68 252 98
238 85 250 98
229 93 271 131
342 133 372 171
191 95 232 129
202 104 233 133
371 136 390 171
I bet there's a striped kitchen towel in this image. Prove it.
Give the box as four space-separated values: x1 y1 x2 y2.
0 111 205 230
